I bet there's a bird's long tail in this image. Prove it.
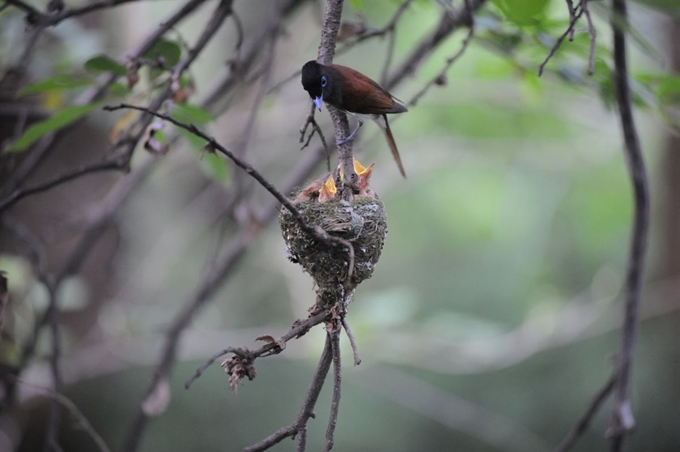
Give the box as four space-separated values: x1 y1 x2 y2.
381 114 406 178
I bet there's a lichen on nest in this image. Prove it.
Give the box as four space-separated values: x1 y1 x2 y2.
279 175 387 307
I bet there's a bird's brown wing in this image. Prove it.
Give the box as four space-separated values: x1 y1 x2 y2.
329 64 407 115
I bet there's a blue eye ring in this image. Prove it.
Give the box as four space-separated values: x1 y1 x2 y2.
321 75 327 87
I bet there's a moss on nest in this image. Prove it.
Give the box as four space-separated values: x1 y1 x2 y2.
279 192 387 306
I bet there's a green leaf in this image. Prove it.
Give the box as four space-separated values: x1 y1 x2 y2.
176 128 229 184
8 103 102 152
177 127 205 150
110 82 132 97
143 39 181 67
656 76 680 104
492 0 550 27
349 0 364 10
18 74 93 97
171 103 213 124
85 55 127 76
201 152 229 183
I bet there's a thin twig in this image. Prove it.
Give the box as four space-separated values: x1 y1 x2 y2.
385 0 486 90
566 0 577 41
5 0 142 27
324 330 342 452
341 318 361 366
554 374 616 452
408 4 475 107
607 0 649 448
379 29 397 86
244 334 333 452
184 310 332 389
44 284 63 452
582 0 597 76
15 378 111 452
299 103 331 171
537 5 584 76
0 160 122 214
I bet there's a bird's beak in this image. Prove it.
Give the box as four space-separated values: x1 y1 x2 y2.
314 95 323 111
318 175 337 202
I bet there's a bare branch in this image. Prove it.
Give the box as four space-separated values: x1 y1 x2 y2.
408 3 474 107
566 0 577 41
538 6 583 76
317 0 355 190
607 0 649 448
6 0 143 27
341 318 361 366
184 310 332 389
582 0 596 76
299 103 331 171
384 0 486 90
15 378 111 452
0 160 122 214
243 334 333 452
324 330 342 452
555 374 616 452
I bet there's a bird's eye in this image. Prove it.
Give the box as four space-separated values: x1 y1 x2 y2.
321 75 327 87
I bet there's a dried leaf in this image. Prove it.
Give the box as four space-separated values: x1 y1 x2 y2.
255 335 286 351
338 21 368 42
221 354 256 393
199 142 216 160
125 60 141 89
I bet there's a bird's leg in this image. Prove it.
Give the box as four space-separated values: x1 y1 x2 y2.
337 117 364 146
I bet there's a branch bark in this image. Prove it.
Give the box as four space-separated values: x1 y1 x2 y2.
607 0 649 448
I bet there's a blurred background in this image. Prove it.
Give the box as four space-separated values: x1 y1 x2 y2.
1 0 679 450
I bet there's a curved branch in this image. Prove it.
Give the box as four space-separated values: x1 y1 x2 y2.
607 0 650 448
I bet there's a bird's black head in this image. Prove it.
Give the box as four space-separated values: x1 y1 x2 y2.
301 60 329 111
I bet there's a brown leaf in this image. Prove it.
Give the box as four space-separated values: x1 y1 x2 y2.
221 355 256 393
126 60 141 89
255 335 286 351
199 142 216 160
172 79 195 104
338 21 369 42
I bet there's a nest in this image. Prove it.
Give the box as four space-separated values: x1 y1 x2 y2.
279 191 387 307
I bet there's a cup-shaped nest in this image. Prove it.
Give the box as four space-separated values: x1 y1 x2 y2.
279 193 387 304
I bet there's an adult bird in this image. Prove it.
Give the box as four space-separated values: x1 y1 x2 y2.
301 60 408 177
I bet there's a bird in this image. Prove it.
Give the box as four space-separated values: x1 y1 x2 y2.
301 60 408 178
293 173 336 203
354 159 375 198
339 158 375 199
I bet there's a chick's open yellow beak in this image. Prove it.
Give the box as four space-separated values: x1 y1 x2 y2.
318 175 337 202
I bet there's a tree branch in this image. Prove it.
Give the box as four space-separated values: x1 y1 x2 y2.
607 0 649 448
243 334 333 452
554 374 616 452
317 0 355 190
104 103 355 277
